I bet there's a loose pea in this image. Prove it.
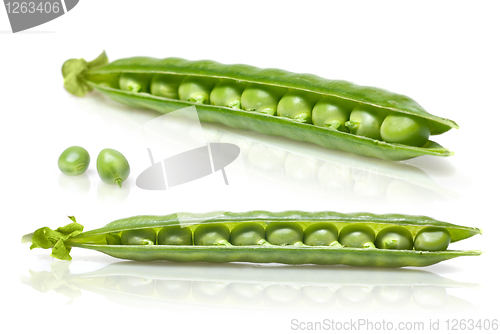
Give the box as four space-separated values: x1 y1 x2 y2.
230 223 266 246
345 105 389 140
241 84 288 116
57 146 90 176
312 96 354 132
266 222 303 245
178 76 217 104
158 226 192 245
150 74 183 99
96 148 130 187
121 228 157 245
277 90 321 123
194 224 230 246
380 112 430 147
303 223 339 246
375 226 413 250
339 225 375 248
210 80 246 109
119 73 151 93
414 227 450 251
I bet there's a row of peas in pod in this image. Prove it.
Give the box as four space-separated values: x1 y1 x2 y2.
107 222 451 252
118 73 431 147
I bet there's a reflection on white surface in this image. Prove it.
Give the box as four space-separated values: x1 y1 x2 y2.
73 96 458 203
96 180 131 204
21 260 478 312
211 123 458 204
58 174 91 195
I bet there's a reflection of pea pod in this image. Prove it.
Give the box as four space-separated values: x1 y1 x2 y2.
247 143 287 170
63 262 479 288
213 124 458 200
21 261 479 312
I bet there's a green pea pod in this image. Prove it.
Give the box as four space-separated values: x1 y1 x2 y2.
23 211 481 268
62 52 459 161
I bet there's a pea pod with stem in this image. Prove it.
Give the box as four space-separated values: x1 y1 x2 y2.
22 211 481 267
62 52 458 161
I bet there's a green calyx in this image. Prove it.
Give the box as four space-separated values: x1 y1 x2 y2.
23 216 84 260
345 120 359 131
326 120 343 130
62 51 108 97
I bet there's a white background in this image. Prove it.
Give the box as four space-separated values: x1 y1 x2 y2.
2 1 499 333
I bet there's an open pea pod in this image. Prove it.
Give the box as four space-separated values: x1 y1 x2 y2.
23 211 481 268
62 52 458 161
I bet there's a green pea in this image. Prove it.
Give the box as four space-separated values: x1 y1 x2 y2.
158 226 192 245
303 223 339 246
210 80 246 109
312 96 354 132
380 112 430 146
345 104 389 140
87 73 120 89
194 224 230 246
339 225 375 248
150 74 183 99
266 222 303 245
277 90 321 123
105 232 121 245
121 228 157 245
178 76 217 104
119 73 151 93
96 148 130 187
375 226 413 250
414 227 450 251
57 146 90 176
230 223 266 246
241 84 288 115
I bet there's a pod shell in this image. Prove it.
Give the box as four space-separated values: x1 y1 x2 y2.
65 211 481 268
